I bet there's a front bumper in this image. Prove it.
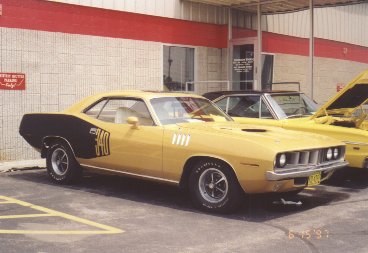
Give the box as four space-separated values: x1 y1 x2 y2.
266 160 349 181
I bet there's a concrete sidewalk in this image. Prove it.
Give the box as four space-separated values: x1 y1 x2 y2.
0 159 45 172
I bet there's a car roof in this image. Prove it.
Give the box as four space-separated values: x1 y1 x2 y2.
202 90 301 100
89 90 204 100
64 90 206 113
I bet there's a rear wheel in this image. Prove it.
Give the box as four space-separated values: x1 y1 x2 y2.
189 160 242 213
46 142 82 184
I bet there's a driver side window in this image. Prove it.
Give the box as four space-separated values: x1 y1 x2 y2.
226 96 261 118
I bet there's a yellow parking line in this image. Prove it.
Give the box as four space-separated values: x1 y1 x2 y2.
0 213 55 219
0 196 35 207
0 201 17 204
304 187 316 191
0 230 122 235
31 205 124 233
0 196 124 235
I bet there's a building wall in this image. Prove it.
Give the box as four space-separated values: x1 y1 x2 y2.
47 1 368 48
46 0 231 25
273 53 368 105
195 47 229 94
265 3 368 47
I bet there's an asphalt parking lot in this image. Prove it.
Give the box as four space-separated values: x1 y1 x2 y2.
1 168 368 253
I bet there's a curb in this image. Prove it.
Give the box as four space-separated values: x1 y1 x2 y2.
0 159 45 172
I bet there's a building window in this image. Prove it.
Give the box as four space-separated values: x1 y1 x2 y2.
261 54 274 90
163 46 194 91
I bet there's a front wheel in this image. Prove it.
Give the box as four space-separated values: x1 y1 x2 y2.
46 142 82 184
189 160 243 213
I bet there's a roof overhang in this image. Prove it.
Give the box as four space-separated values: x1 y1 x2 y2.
184 0 367 14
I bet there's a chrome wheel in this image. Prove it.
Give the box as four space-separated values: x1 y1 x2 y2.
51 148 69 176
198 168 228 203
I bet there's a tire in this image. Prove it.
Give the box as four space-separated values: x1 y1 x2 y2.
46 142 82 184
188 160 242 213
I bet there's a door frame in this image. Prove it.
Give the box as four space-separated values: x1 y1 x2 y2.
229 37 258 90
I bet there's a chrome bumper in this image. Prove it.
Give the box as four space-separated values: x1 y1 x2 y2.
266 161 349 181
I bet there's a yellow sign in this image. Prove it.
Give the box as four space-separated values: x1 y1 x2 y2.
307 172 321 187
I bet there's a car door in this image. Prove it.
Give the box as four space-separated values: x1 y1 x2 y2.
80 97 163 178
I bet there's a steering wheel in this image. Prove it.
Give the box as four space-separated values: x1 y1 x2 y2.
244 104 257 113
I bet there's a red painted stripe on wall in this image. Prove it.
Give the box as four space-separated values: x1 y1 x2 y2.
0 0 228 48
261 31 368 64
262 32 309 56
0 0 367 64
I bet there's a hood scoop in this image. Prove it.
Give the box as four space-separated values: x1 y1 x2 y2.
242 129 267 133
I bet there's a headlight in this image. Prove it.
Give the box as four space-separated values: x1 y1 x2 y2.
326 148 333 160
333 148 339 159
278 153 287 167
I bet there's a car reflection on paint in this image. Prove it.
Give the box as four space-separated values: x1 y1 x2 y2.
20 91 347 213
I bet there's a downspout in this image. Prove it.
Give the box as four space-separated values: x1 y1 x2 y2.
309 0 314 99
228 7 232 90
257 1 262 90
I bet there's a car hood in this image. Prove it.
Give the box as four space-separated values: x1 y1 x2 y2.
313 70 368 117
176 122 342 151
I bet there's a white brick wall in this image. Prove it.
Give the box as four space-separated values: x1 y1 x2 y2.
195 47 228 94
0 27 163 161
273 53 368 105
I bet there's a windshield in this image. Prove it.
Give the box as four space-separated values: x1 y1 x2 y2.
352 102 368 117
267 93 318 119
150 97 232 125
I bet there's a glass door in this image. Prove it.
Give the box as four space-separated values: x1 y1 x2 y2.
230 38 257 90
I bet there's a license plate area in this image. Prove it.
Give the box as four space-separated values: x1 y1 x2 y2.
307 172 321 186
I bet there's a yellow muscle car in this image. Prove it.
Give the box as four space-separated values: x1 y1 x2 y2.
20 91 347 212
206 70 368 170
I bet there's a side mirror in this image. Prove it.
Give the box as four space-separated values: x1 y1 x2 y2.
127 116 139 129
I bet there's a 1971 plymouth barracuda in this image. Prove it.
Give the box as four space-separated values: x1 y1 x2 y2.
204 70 368 170
20 91 347 212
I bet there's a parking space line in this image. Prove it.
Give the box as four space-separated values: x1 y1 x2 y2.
0 230 122 235
305 187 316 191
0 201 17 204
0 213 55 219
0 196 124 235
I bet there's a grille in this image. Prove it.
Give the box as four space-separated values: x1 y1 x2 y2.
275 146 345 173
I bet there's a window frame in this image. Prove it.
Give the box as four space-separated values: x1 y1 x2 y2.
261 53 275 90
82 97 157 126
215 94 277 119
162 43 196 92
264 92 318 119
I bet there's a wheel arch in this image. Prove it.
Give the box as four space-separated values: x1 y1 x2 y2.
179 155 240 190
41 136 76 158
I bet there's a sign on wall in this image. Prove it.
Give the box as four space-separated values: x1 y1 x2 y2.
0 73 26 90
336 83 345 92
233 57 254 73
